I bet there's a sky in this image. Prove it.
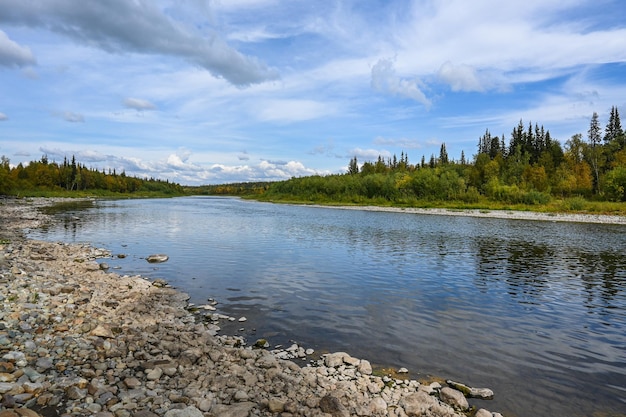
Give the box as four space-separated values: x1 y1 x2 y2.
1 0 625 185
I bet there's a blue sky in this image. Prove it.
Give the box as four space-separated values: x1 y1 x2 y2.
1 0 625 185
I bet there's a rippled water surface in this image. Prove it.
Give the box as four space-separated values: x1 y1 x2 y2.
30 197 626 417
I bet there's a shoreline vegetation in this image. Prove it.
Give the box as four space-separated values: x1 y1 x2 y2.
1 197 504 417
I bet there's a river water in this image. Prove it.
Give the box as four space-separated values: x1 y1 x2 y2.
29 196 626 417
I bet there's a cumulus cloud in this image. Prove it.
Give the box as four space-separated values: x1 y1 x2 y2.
36 145 323 185
371 58 431 108
437 61 485 92
0 0 278 86
124 98 156 111
0 29 35 67
0 112 7 121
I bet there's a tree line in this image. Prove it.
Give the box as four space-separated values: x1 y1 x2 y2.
0 154 184 196
263 107 626 204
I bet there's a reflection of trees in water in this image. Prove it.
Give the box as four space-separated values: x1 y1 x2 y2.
473 237 626 311
474 237 553 304
573 250 625 313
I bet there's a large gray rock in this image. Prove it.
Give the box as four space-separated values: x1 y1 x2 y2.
319 394 349 417
400 391 459 417
146 254 169 263
163 406 204 417
440 387 469 411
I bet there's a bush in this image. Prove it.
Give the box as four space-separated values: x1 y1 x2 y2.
522 190 550 205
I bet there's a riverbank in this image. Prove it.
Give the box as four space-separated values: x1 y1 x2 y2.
1 197 504 416
304 204 626 225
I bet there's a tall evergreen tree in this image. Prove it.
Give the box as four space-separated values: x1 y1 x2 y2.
439 143 449 165
604 106 624 146
348 156 359 175
587 112 602 193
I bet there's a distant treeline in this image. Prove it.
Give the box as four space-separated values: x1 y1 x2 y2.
185 182 272 196
0 154 184 196
262 107 626 205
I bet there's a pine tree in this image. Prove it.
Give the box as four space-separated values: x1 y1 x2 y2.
348 156 359 175
439 143 449 165
604 106 624 146
587 111 602 193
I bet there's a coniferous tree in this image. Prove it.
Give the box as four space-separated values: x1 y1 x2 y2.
348 156 359 175
604 106 624 147
587 112 602 193
439 143 449 165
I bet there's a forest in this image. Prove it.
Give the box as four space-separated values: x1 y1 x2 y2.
259 107 626 209
0 154 184 196
2 107 625 211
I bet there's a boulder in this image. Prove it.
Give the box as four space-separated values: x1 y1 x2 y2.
440 387 469 411
146 254 169 263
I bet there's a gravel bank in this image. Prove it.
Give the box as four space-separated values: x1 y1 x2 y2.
307 204 626 225
1 197 504 417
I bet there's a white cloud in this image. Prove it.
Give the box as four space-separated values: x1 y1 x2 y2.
51 111 85 123
0 112 7 121
373 137 424 149
0 0 278 86
0 29 35 67
371 58 431 108
348 148 392 161
437 61 485 92
257 99 336 122
124 98 157 111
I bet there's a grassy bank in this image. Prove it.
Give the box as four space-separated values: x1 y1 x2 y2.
252 194 626 216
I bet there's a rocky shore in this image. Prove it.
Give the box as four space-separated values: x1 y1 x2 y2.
310 204 626 225
1 197 504 417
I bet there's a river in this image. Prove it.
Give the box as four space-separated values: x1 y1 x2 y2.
29 196 626 417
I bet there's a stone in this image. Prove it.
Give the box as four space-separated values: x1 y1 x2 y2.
146 367 163 381
146 254 169 263
470 386 494 400
90 324 114 338
233 390 248 401
324 352 349 368
369 397 388 414
14 410 42 417
358 359 373 375
196 398 213 412
398 367 409 374
440 387 469 411
475 409 493 417
34 357 53 371
152 278 168 287
268 398 286 413
446 379 494 400
400 391 459 417
163 407 204 417
124 377 141 389
210 402 255 417
319 395 349 417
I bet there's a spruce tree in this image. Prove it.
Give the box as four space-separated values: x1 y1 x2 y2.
439 143 449 165
604 106 623 146
587 111 602 193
